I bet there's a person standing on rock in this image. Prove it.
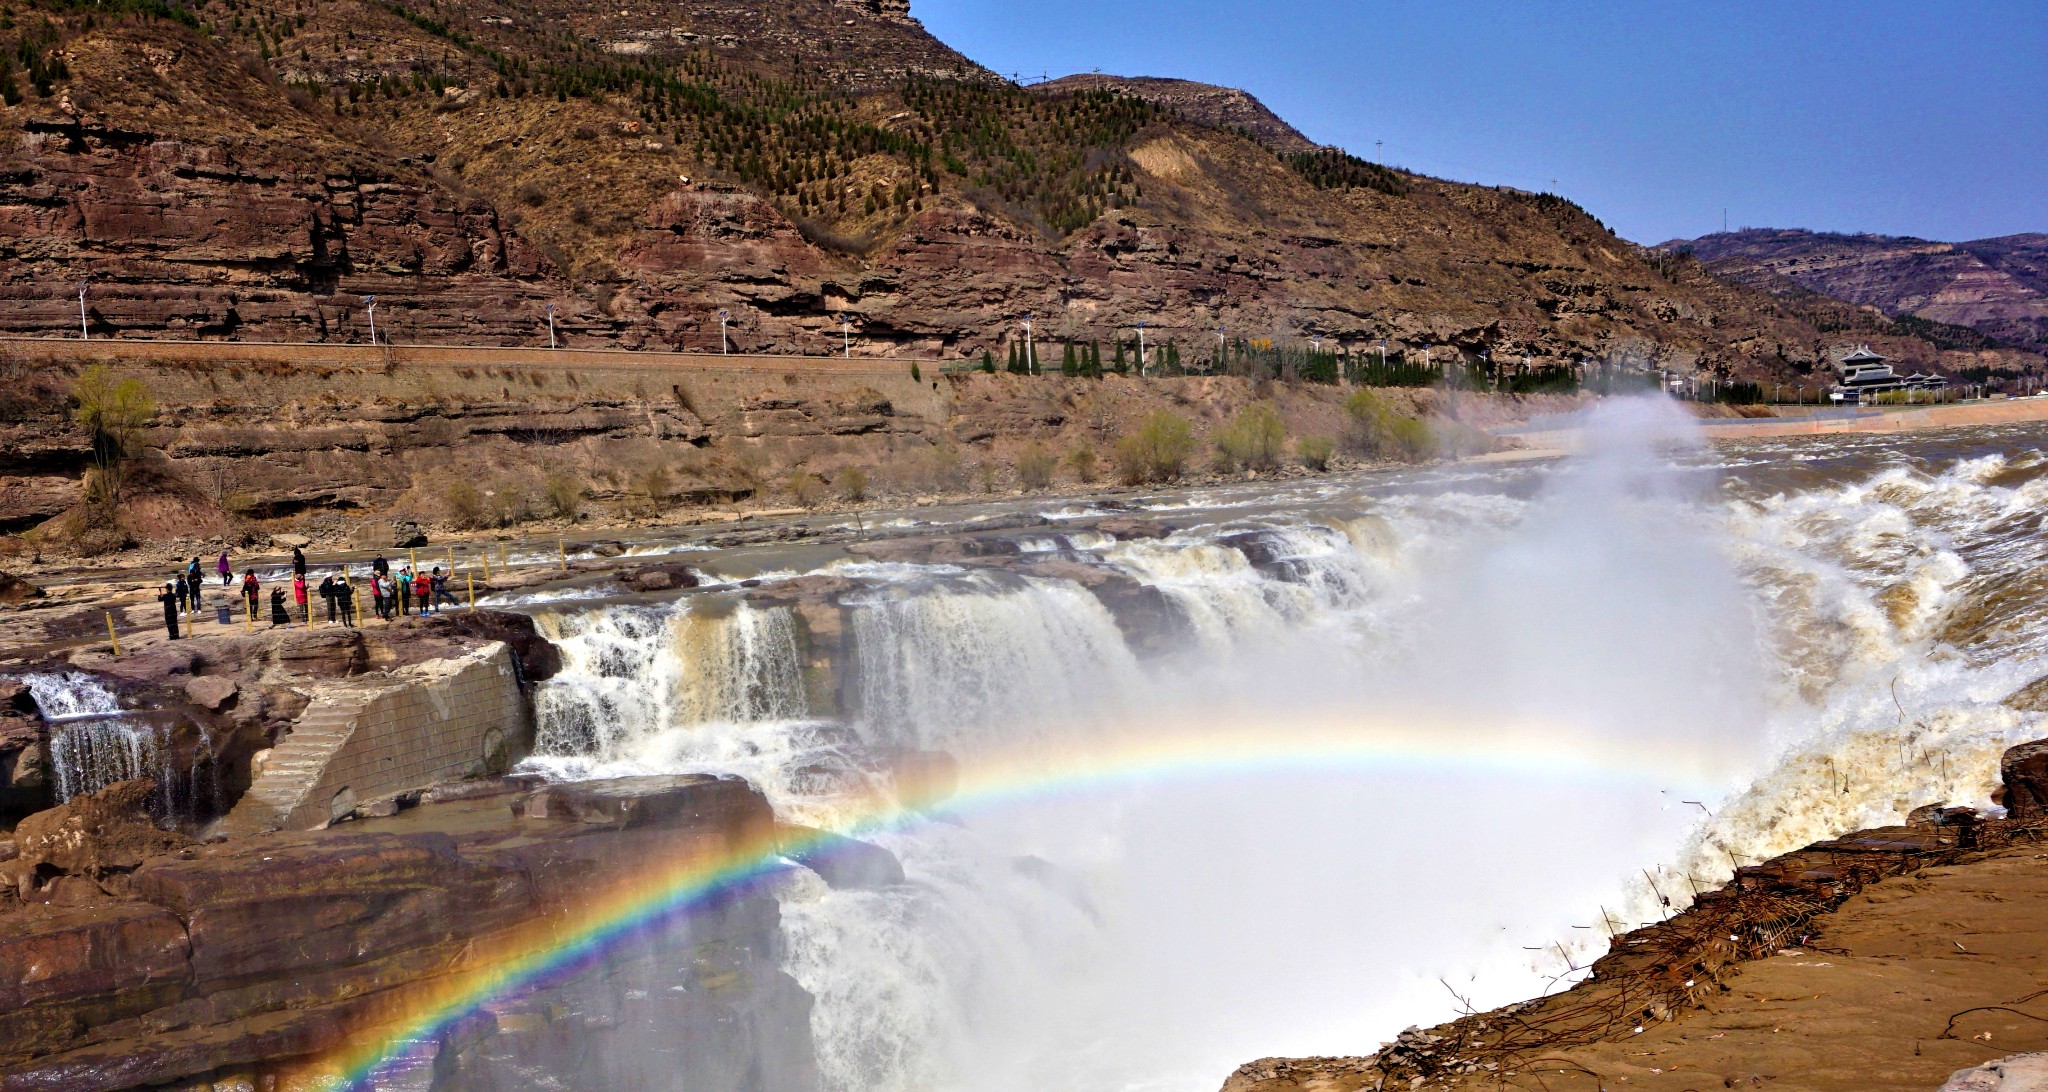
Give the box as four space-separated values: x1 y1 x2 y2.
432 567 459 611
269 587 292 627
173 571 189 615
159 581 181 640
413 568 435 616
186 557 204 614
218 549 233 587
318 574 337 624
240 569 260 622
336 574 357 628
397 567 413 617
373 553 389 580
292 572 310 625
291 546 307 580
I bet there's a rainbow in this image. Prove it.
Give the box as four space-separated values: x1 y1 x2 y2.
313 711 1712 1088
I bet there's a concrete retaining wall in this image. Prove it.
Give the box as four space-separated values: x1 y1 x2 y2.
218 642 529 835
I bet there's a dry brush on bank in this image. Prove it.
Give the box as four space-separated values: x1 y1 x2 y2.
0 349 1549 563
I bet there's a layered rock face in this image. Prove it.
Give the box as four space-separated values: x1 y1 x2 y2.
1 118 555 345
0 774 818 1092
0 1 2018 382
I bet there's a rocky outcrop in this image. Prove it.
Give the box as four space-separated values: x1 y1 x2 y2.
2000 738 2048 822
0 780 192 896
0 774 818 1092
1034 75 1320 154
1941 1054 2048 1091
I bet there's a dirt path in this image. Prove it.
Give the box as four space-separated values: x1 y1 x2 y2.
1498 842 2048 1092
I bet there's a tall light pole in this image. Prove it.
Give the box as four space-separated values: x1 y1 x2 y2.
1022 314 1034 375
840 315 851 358
77 281 89 341
1136 321 1147 377
718 309 730 355
1216 325 1226 371
545 303 557 349
364 295 379 346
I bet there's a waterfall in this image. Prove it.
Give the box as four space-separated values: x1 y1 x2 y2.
50 718 159 803
21 671 121 721
532 599 809 761
846 571 1141 751
19 671 222 822
511 401 2048 1092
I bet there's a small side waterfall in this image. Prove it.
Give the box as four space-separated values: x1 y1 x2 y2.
22 671 121 721
19 671 222 822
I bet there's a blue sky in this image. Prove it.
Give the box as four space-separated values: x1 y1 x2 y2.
916 0 2047 244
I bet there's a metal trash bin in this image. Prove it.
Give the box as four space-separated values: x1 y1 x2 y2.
216 606 233 625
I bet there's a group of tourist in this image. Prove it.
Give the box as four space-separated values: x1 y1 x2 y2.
153 545 466 640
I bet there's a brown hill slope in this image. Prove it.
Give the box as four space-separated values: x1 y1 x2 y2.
0 0 2033 384
1033 74 1318 154
1673 229 2048 354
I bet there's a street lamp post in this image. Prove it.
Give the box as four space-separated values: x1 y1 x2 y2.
77 281 89 341
1136 321 1147 377
719 309 730 355
1216 325 1226 371
1023 314 1034 375
840 315 851 359
545 303 557 349
364 295 379 346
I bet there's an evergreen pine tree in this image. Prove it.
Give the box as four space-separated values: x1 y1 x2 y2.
1062 341 1078 377
982 349 995 374
1029 341 1041 376
1113 338 1126 375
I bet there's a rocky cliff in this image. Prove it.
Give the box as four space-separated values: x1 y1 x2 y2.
0 0 2023 382
1670 229 2048 355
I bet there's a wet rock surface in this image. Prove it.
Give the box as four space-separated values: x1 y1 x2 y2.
0 775 816 1092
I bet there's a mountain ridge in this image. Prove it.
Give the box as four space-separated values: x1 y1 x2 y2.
1664 228 2048 354
0 0 2036 384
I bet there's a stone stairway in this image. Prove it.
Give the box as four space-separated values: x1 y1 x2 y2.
212 643 524 838
213 692 368 837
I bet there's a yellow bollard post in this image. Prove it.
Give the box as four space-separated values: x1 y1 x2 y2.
466 572 476 610
558 536 568 572
409 547 419 573
105 612 121 657
245 597 254 634
481 550 491 581
445 546 456 574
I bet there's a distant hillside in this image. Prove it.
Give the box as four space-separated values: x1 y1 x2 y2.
1031 74 1317 154
1669 229 2048 353
0 0 2035 384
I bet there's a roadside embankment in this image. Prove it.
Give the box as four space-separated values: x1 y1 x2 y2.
0 335 1576 558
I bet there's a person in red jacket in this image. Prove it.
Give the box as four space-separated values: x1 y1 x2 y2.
292 573 310 625
412 568 434 616
240 569 260 622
